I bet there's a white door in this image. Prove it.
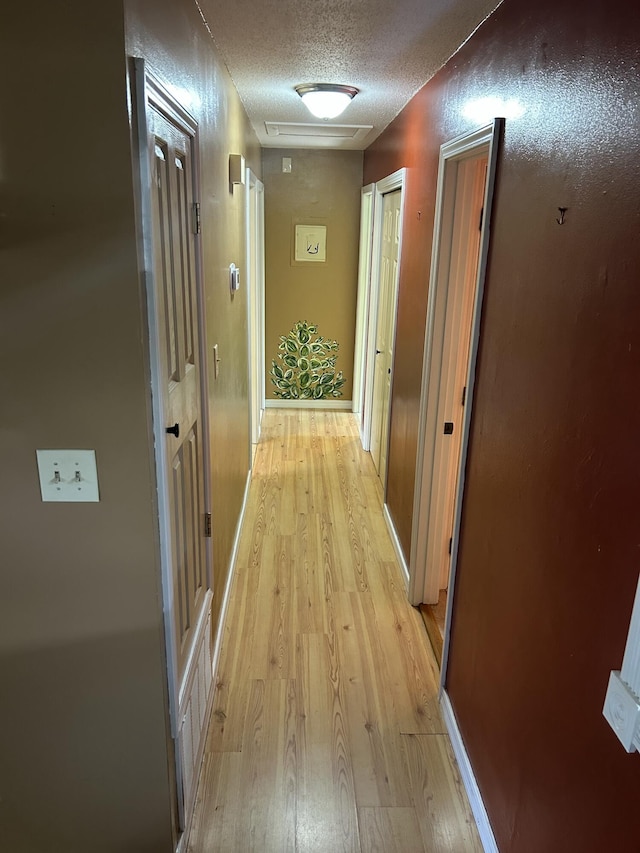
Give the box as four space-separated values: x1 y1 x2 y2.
136 65 216 831
369 189 401 484
424 153 487 597
148 104 209 680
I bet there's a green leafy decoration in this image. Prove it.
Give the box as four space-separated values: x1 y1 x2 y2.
270 321 345 400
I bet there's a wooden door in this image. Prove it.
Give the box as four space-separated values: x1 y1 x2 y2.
425 153 487 598
369 189 401 484
148 105 208 681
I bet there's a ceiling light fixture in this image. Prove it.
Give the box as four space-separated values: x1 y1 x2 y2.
295 84 359 120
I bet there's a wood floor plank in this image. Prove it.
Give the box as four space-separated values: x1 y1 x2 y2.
333 590 414 808
293 448 312 514
279 460 298 534
294 512 327 635
248 535 296 680
238 679 297 851
404 733 484 852
194 681 300 851
357 807 426 852
206 563 255 752
371 563 445 735
187 751 242 851
296 632 360 853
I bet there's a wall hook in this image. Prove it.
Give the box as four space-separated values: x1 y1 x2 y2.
556 207 568 225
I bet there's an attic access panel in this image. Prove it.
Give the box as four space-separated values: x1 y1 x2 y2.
265 121 372 144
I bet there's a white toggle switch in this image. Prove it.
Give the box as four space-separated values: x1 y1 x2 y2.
229 263 240 292
36 449 100 502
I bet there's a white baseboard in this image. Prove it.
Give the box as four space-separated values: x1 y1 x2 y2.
265 398 353 410
440 690 498 853
383 502 410 587
211 468 252 679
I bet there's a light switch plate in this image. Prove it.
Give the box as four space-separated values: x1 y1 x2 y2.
36 449 100 502
603 670 640 752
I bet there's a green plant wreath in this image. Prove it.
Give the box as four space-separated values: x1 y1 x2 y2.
270 321 345 400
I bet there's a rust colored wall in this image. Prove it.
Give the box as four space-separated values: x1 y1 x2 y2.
0 1 259 850
262 148 363 401
364 0 640 850
364 89 442 558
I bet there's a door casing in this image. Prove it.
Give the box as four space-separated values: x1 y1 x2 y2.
369 189 402 485
420 152 487 604
246 168 265 454
408 120 503 681
361 169 406 493
352 183 375 437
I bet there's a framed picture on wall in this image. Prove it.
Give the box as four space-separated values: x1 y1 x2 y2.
294 224 327 263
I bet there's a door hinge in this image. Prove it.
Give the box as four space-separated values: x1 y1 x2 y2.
479 206 484 232
204 512 212 538
193 202 201 235
461 385 467 406
448 536 453 555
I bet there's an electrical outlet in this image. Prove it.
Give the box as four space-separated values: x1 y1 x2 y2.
36 449 100 502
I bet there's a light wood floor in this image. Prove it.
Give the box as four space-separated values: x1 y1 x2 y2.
187 409 481 852
419 591 448 667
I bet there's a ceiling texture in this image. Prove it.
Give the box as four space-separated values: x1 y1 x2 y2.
199 0 504 150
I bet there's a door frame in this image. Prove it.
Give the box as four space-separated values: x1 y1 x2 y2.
131 58 213 830
408 120 503 672
352 183 375 439
246 167 265 454
361 168 406 467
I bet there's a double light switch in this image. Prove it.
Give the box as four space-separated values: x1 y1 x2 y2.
36 449 100 502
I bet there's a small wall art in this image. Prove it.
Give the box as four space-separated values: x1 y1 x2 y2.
294 224 327 263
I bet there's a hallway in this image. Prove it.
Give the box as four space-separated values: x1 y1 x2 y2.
187 409 481 851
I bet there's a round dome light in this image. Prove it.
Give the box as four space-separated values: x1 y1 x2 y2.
295 84 359 119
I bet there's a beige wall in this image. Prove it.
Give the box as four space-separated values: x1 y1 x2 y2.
125 0 261 651
263 149 363 401
0 1 259 850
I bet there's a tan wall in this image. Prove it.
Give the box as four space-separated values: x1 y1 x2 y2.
0 1 259 850
263 149 363 401
125 0 261 654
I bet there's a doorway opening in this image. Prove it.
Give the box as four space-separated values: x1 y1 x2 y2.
352 183 375 437
246 168 265 461
357 169 406 498
409 120 503 673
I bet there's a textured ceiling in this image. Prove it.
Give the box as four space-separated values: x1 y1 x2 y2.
199 0 504 149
